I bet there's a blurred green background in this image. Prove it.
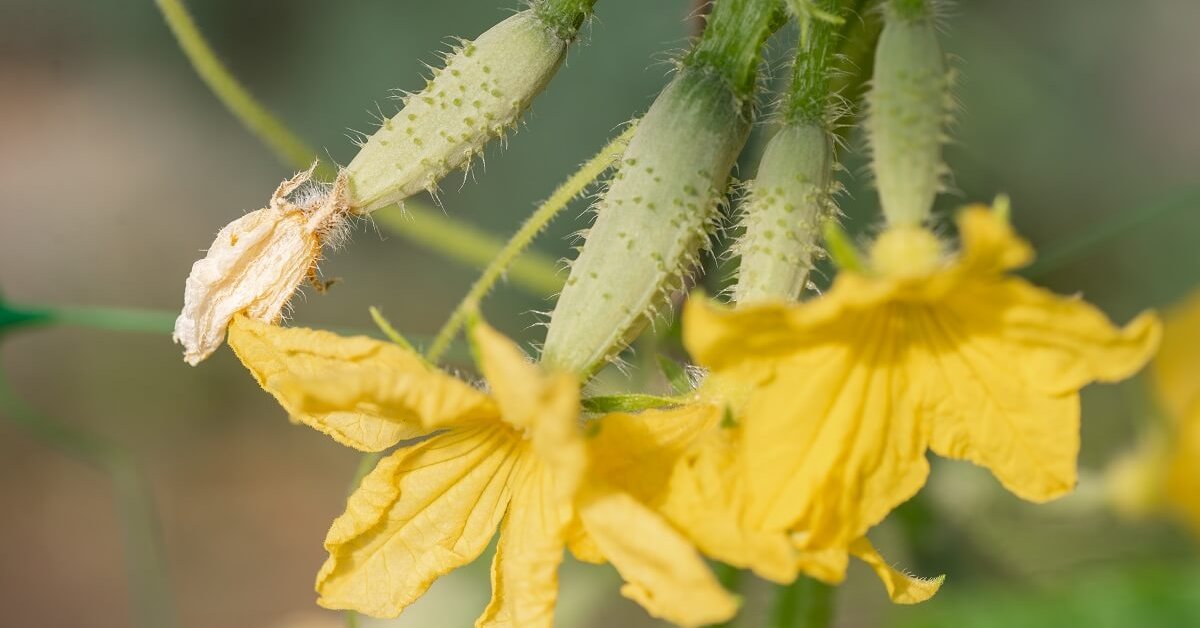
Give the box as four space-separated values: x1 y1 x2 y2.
1 1 1198 626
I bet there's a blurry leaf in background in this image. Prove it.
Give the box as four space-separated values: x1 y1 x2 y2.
894 565 1200 628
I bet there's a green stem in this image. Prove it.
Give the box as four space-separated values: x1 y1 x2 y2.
47 305 178 334
709 562 744 628
783 0 843 124
425 124 636 363
0 371 177 628
153 0 562 298
153 0 318 173
769 577 834 628
533 0 599 39
0 300 175 335
889 0 934 21
828 0 882 146
686 0 786 98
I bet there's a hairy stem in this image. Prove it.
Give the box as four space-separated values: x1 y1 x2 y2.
783 0 843 124
686 0 786 98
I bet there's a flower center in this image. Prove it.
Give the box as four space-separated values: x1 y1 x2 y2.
869 225 944 279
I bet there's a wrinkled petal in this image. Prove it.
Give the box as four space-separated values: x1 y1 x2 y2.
229 316 495 451
1154 290 1200 418
683 288 890 373
315 426 520 617
955 205 1033 274
659 423 803 583
578 485 738 628
470 321 584 499
174 207 318 365
740 312 930 551
949 278 1160 395
848 538 943 604
173 164 340 365
587 401 721 506
477 459 569 628
913 305 1083 502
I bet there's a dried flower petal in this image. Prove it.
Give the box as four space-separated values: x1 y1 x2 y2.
173 165 348 365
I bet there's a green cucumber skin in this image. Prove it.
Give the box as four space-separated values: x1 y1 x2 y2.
866 15 947 227
542 69 751 374
346 11 567 213
734 123 833 305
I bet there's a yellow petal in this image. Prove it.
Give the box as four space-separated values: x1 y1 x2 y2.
228 316 495 451
659 424 804 584
587 402 721 506
1154 290 1200 419
563 518 605 565
955 205 1033 274
740 313 931 550
918 280 1158 502
848 538 943 604
1167 405 1200 536
683 293 877 373
907 307 1080 504
316 426 521 616
477 459 569 628
949 278 1160 395
470 321 585 499
578 485 739 628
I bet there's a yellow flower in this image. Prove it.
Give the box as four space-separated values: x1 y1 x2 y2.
584 393 943 604
1110 290 1200 534
227 315 736 627
683 204 1161 553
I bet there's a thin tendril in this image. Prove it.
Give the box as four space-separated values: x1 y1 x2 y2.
426 123 636 363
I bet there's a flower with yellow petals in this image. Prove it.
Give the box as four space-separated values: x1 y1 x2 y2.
1109 290 1200 535
226 315 736 627
583 391 943 604
683 203 1161 553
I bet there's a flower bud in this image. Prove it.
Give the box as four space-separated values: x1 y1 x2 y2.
173 166 349 365
865 2 951 226
541 69 752 374
733 123 835 305
345 10 572 213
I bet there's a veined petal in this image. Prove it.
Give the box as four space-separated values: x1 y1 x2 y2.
683 290 891 373
848 538 943 604
660 425 805 583
948 278 1160 395
316 426 520 616
1154 290 1200 418
741 310 930 550
477 459 569 628
229 316 495 450
913 305 1085 501
587 402 721 506
578 485 738 628
470 321 584 499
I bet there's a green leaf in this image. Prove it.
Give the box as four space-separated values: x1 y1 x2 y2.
657 355 694 394
581 393 680 414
